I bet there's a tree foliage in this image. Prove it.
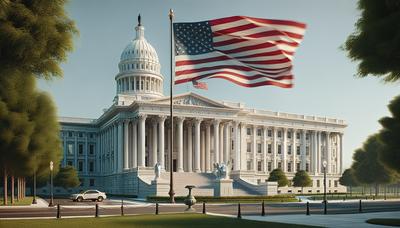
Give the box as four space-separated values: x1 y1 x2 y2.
268 168 289 187
339 168 359 187
351 134 396 195
54 166 80 188
0 0 78 79
378 95 400 174
344 0 400 82
292 170 312 192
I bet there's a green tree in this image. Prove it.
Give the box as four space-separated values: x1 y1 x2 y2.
378 95 400 174
292 170 312 193
339 168 359 196
0 0 78 79
54 166 80 189
351 135 396 196
344 0 400 82
268 168 289 187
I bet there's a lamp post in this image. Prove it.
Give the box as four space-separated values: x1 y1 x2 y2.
32 170 37 204
48 161 54 207
323 160 327 214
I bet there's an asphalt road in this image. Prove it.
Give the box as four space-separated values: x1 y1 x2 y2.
1 200 399 219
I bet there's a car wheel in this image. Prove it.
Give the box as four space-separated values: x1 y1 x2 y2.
77 197 83 202
97 196 104 202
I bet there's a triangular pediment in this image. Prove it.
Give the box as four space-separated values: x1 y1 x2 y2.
151 92 230 108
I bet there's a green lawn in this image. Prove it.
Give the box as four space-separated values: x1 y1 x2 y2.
147 195 298 203
366 218 400 226
0 214 320 228
0 197 34 206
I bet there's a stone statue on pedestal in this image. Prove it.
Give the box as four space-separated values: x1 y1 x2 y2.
213 160 231 180
154 163 161 180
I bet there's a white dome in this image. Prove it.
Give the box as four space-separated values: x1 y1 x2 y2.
115 16 164 102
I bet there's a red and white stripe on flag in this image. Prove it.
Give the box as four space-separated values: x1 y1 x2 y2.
173 16 306 88
192 80 208 90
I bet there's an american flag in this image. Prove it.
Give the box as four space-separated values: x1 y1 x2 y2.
192 80 208 90
173 16 306 88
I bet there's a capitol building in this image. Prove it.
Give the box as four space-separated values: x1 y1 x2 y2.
54 20 347 197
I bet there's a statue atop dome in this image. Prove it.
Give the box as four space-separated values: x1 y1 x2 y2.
138 14 141 26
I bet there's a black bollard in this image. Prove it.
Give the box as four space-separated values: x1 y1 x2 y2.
237 203 242 219
95 203 99 218
323 200 327 215
57 204 61 219
306 202 310 215
261 201 265 216
359 200 362 213
202 202 206 214
121 199 124 216
155 203 159 215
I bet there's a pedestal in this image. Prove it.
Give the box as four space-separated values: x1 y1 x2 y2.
214 179 233 197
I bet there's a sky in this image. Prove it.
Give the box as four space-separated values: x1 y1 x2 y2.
38 0 400 169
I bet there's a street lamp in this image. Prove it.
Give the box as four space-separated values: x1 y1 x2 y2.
48 161 54 207
323 160 327 214
32 170 37 204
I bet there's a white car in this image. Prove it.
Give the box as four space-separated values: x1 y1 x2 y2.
70 190 107 202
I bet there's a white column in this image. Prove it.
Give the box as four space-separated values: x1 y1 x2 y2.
339 133 343 174
312 131 318 174
123 120 129 170
301 130 306 170
240 124 247 170
113 124 118 173
252 125 256 171
219 123 224 163
212 120 220 164
151 119 158 167
326 131 331 173
292 129 297 173
282 128 287 172
233 122 240 171
194 118 202 172
201 129 205 172
224 123 230 164
317 131 321 173
205 123 211 172
263 126 267 173
132 120 137 168
117 121 123 172
187 121 193 172
138 114 147 167
158 116 166 170
176 117 184 172
272 127 277 169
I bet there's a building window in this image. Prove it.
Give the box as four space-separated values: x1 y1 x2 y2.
79 132 83 138
257 161 262 171
277 162 282 170
257 129 262 136
68 132 73 137
334 180 338 187
268 129 272 137
89 161 94 172
296 146 300 155
277 144 282 154
277 131 282 138
79 178 84 187
67 160 73 166
296 132 300 139
231 140 234 150
89 144 94 155
287 131 292 139
247 161 251 171
78 144 83 155
246 128 251 135
287 145 292 155
296 162 300 171
306 163 310 172
78 161 83 172
67 143 74 155
268 144 272 153
247 143 251 152
317 180 320 187
89 179 95 187
287 162 292 172
329 180 332 188
257 143 262 153
306 146 310 156
306 133 310 140
268 162 272 172
90 133 94 138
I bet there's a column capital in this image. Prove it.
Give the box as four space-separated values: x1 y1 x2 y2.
123 119 130 124
212 119 221 125
232 121 240 127
158 115 167 123
175 116 185 124
194 118 202 125
138 114 147 120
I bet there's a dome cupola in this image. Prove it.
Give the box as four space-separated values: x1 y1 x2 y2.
115 14 164 102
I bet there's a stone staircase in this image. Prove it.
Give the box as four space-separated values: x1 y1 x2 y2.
159 172 264 196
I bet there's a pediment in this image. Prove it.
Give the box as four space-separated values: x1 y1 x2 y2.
151 92 230 108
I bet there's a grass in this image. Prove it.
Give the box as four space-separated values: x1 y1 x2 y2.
0 214 320 228
309 194 400 201
0 196 34 206
366 218 400 226
147 195 298 203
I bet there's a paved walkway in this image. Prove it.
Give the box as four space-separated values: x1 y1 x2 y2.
243 211 400 227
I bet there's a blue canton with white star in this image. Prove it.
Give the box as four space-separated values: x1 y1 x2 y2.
173 21 214 56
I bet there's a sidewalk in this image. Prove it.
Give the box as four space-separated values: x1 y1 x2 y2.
0 198 48 209
243 211 400 227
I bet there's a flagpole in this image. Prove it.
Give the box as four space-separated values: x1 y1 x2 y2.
168 8 175 204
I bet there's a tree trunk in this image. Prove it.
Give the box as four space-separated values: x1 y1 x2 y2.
350 185 352 196
3 168 7 205
375 183 379 197
22 177 25 199
17 177 20 201
11 175 14 204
